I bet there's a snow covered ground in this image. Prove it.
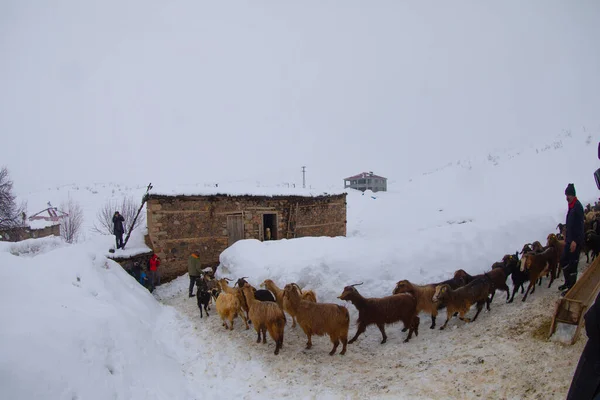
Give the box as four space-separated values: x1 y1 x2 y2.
1 130 598 399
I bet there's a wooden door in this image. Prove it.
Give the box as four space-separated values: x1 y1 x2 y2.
227 215 244 246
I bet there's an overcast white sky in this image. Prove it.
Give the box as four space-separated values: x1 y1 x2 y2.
1 1 599 193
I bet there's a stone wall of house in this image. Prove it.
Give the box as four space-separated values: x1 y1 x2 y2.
0 224 61 242
146 193 346 282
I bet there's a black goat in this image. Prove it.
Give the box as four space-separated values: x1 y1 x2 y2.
196 278 211 318
585 230 600 263
505 252 529 303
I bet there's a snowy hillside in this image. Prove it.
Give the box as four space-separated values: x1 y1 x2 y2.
218 130 600 305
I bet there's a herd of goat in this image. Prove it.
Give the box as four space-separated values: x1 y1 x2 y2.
192 207 600 356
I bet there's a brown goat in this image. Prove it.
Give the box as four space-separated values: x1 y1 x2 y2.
432 276 493 330
487 264 511 302
520 248 555 301
531 241 544 253
545 233 565 286
392 275 465 330
338 283 419 344
261 279 317 328
241 284 286 355
392 280 439 330
456 266 510 303
282 284 349 355
217 278 249 329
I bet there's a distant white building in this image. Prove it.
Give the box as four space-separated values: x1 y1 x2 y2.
343 171 387 192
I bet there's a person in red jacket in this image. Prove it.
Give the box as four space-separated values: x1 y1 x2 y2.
148 253 161 290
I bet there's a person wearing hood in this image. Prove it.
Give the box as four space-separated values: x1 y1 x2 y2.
559 183 585 296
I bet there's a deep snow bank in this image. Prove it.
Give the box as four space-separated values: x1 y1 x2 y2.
0 243 198 400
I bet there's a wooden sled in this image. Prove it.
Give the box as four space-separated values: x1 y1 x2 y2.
549 255 600 344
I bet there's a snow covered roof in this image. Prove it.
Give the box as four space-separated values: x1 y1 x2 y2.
148 184 346 198
28 205 68 222
344 172 387 181
28 219 59 230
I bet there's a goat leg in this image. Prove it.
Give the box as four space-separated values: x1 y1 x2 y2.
256 330 262 343
413 316 420 337
305 333 312 350
329 338 340 356
403 322 415 343
440 310 452 330
348 323 367 344
262 328 267 344
507 286 516 303
522 282 534 302
430 313 436 330
340 337 347 355
472 302 484 322
376 323 387 344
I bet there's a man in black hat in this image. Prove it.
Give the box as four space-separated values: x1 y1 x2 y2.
113 211 125 249
558 183 585 295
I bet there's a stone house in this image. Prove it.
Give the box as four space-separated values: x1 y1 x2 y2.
0 224 61 242
145 188 347 281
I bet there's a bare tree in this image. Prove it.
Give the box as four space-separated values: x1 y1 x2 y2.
0 166 26 229
60 198 84 243
93 196 145 235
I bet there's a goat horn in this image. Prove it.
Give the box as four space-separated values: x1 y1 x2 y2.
291 283 303 293
241 276 248 279
350 282 364 287
224 277 232 282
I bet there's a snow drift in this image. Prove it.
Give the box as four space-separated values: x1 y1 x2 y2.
0 242 198 400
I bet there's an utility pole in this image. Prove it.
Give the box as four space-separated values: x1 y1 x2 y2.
301 166 306 188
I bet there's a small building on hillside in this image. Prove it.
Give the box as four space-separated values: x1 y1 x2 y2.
344 172 387 192
0 203 66 242
145 186 347 281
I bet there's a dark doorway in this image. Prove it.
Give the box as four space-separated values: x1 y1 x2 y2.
262 213 277 241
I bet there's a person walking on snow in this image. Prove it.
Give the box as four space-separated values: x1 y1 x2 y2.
113 211 125 249
188 250 202 297
148 253 161 289
558 183 585 296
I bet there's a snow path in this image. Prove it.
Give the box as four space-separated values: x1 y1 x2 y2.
156 261 589 400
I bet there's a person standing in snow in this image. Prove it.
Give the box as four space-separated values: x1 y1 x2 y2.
566 291 600 399
188 250 202 298
148 253 161 289
558 183 585 295
112 211 125 249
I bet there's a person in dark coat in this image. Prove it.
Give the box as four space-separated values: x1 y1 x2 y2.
566 291 600 399
112 211 125 249
188 250 202 298
559 183 585 295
